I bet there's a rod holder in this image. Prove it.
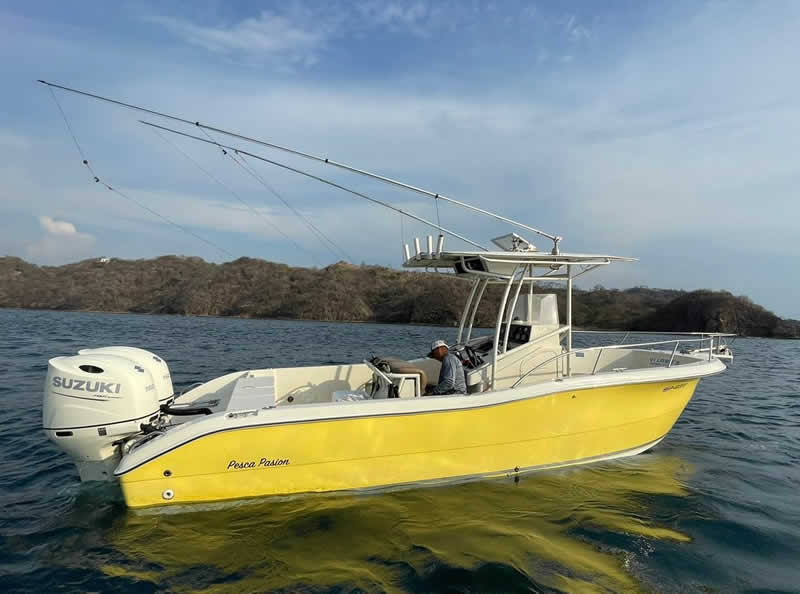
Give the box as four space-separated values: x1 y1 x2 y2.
414 237 421 256
427 235 433 255
436 234 444 255
403 243 410 262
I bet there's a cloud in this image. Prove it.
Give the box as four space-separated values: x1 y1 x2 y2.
146 12 328 65
39 215 86 237
356 0 430 33
143 2 437 66
27 216 96 263
142 1 581 67
555 14 590 42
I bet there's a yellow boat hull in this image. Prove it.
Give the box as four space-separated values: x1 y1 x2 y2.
119 379 698 508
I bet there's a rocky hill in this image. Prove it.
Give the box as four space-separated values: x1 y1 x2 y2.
1 256 797 338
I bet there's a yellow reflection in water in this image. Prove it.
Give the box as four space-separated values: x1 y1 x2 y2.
104 452 693 592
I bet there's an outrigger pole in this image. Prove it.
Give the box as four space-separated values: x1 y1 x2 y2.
139 120 488 251
37 80 563 253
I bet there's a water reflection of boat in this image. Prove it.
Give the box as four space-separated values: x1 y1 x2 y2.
103 453 694 592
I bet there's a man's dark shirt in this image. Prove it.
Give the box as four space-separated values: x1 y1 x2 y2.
430 353 467 395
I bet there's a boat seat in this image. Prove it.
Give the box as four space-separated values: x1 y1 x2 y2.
372 357 428 393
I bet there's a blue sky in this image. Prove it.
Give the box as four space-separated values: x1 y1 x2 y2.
1 1 798 317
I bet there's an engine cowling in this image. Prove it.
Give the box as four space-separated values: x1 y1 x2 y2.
43 349 168 482
78 346 174 404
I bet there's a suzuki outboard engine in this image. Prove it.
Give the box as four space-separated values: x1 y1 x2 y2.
43 347 172 482
78 346 174 405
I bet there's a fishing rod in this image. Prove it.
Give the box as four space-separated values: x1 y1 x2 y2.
37 80 563 252
139 120 488 251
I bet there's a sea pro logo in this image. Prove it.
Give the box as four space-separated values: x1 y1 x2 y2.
648 357 681 366
52 376 122 398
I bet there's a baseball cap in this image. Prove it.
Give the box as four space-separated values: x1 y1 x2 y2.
428 339 449 357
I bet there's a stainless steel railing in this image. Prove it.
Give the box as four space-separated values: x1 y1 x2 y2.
511 335 720 388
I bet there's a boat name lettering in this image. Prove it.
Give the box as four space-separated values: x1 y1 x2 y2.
662 382 688 393
227 458 290 470
52 376 122 394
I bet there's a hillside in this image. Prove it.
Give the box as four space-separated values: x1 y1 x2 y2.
1 256 797 338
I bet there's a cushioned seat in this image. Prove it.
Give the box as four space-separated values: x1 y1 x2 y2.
373 357 428 392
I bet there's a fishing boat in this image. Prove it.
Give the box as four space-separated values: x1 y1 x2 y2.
39 81 729 508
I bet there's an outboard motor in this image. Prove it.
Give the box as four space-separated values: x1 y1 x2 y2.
43 348 171 482
79 346 174 405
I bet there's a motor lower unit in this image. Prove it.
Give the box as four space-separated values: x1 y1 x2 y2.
43 347 173 481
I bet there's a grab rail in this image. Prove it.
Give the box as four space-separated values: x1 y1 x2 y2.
511 335 718 388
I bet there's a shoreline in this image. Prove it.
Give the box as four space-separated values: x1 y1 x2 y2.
0 306 470 330
2 255 797 338
1 306 783 338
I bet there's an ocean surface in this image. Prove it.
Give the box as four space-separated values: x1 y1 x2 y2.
1 308 798 593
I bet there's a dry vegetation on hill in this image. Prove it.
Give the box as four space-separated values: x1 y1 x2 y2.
1 256 797 337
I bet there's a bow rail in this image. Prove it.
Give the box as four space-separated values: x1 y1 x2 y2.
511 334 727 389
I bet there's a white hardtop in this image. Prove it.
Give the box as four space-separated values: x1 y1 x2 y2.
403 249 635 276
402 232 634 280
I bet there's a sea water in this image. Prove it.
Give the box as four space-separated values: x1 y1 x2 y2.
1 309 799 592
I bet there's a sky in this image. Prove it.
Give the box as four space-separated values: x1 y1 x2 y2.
1 1 798 317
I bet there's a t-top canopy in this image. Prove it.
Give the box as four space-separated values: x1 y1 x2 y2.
402 246 635 280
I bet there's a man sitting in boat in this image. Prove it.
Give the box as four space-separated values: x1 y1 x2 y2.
426 340 467 395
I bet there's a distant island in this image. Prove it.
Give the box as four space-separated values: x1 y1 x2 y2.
1 256 797 338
